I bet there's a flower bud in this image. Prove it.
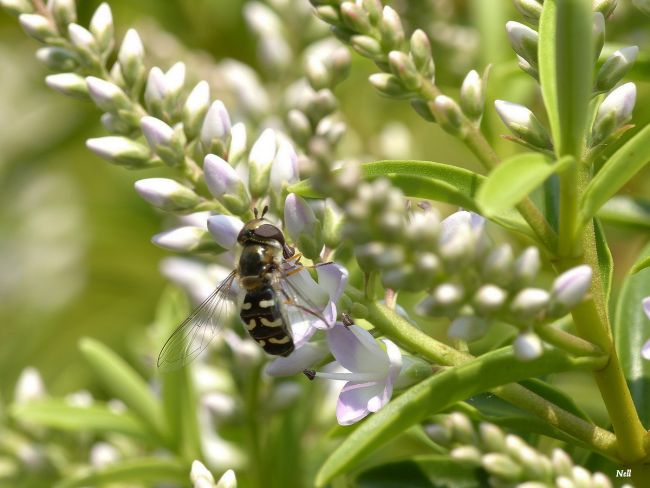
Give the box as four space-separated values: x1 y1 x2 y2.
90 442 120 468
410 98 436 122
152 226 220 253
86 76 131 113
595 47 638 93
354 242 385 272
1 0 33 16
593 0 617 18
314 5 339 23
190 460 215 486
201 100 232 156
506 21 538 69
380 6 405 51
50 0 76 31
393 355 431 389
118 29 145 87
548 265 592 316
89 2 113 55
482 244 514 286
448 316 489 342
369 73 409 98
248 128 277 198
479 422 506 453
593 13 605 61
207 214 244 250
164 62 186 99
305 57 332 91
14 367 45 404
45 72 88 99
19 14 56 42
215 469 237 488
134 178 200 211
473 285 507 314
409 29 434 80
517 55 539 80
86 136 152 168
482 453 523 480
144 67 166 113
340 1 371 33
425 423 452 446
228 122 248 166
551 448 574 477
271 138 298 191
451 446 482 467
510 288 550 318
418 283 464 316
203 154 251 215
513 247 541 285
460 70 485 121
514 331 544 361
287 109 312 145
514 0 543 23
591 82 636 146
634 0 650 15
431 95 466 136
68 23 96 51
389 51 421 91
284 193 324 260
438 218 474 265
494 100 552 150
141 116 173 149
350 34 383 59
36 46 78 71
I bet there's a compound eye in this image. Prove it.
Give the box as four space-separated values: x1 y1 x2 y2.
254 224 285 245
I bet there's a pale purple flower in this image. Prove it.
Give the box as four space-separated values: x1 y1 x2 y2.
306 323 402 425
641 297 650 360
207 215 245 250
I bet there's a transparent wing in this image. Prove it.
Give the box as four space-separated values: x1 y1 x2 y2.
275 263 332 346
157 270 238 372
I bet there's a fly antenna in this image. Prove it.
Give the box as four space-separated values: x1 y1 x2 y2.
261 205 269 218
253 207 259 219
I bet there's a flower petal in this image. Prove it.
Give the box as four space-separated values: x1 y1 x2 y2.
642 339 650 361
316 262 349 302
336 381 386 425
285 266 329 309
207 214 244 250
644 296 650 321
327 324 389 374
289 314 318 349
265 342 329 376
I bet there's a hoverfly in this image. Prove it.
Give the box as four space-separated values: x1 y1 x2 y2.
157 206 328 371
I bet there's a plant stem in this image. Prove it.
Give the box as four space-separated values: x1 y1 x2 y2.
351 294 618 457
536 323 603 357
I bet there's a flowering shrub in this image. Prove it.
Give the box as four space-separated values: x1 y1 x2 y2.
1 0 650 486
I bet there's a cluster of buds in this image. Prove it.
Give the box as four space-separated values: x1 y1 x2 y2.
504 1 637 153
309 0 486 132
426 412 622 487
286 40 350 179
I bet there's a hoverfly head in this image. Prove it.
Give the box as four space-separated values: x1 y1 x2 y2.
238 207 285 247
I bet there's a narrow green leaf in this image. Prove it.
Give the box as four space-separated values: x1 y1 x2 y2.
79 338 168 442
594 218 613 302
315 346 599 486
598 196 650 229
580 125 650 226
355 456 476 488
287 160 534 238
614 242 650 429
538 0 560 146
9 400 152 441
477 153 572 217
54 457 187 488
554 0 593 156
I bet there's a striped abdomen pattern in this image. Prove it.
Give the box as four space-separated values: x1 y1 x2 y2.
240 286 294 357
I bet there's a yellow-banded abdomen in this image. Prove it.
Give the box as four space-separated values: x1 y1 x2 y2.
240 285 294 356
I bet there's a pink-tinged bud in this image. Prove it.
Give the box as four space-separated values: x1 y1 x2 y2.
591 82 636 146
203 154 250 215
140 116 173 150
151 226 219 253
134 178 199 211
513 331 543 361
494 100 552 150
201 100 232 150
182 81 210 140
284 193 323 260
86 76 130 112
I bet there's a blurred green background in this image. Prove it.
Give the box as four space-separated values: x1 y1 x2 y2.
0 0 649 441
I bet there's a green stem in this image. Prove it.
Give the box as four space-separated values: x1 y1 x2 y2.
244 362 264 488
536 322 604 357
349 295 619 457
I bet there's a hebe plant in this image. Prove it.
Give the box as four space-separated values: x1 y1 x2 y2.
2 0 650 486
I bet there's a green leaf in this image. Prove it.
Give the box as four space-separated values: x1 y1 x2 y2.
315 346 599 486
614 242 650 429
54 457 187 488
477 153 572 218
631 256 650 275
79 338 168 442
580 125 650 226
288 160 534 238
355 456 478 488
553 0 593 157
598 196 650 229
594 218 613 302
156 286 203 461
9 400 152 441
538 0 560 147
